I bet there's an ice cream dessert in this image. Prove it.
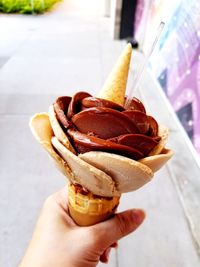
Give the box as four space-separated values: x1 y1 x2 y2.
30 44 173 226
54 92 161 161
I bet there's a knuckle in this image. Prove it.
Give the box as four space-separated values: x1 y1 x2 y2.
87 227 99 244
115 213 129 236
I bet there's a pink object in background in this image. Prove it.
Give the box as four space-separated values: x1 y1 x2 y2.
134 0 200 157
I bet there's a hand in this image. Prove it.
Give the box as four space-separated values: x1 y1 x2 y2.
19 187 145 267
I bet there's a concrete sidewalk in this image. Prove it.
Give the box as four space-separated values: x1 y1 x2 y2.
0 1 199 266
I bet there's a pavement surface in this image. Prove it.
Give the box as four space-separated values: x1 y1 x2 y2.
0 1 200 266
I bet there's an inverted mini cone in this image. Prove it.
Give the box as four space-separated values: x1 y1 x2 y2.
68 184 120 226
97 43 132 106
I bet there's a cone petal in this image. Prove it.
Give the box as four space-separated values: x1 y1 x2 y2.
98 43 132 105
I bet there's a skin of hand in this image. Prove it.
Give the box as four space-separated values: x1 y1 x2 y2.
19 187 145 267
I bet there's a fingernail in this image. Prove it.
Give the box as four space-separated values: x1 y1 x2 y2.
131 209 145 225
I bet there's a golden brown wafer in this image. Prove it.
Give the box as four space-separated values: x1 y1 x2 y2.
79 151 154 193
51 137 120 197
49 105 76 154
29 113 74 180
68 184 120 226
97 43 132 105
139 148 173 172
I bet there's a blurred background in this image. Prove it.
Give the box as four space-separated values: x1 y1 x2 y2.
0 0 200 266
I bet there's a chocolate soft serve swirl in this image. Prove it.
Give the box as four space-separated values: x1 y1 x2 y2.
54 91 161 160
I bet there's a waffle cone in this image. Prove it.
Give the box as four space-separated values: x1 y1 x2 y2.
68 184 120 226
97 43 132 106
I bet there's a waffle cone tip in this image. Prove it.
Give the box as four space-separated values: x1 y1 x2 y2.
68 184 120 226
97 43 132 106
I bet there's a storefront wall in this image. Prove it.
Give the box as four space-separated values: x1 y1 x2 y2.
135 0 200 158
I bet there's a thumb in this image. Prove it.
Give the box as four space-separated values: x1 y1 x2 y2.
92 209 145 248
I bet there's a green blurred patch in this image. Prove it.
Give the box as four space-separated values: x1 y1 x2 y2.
0 0 61 14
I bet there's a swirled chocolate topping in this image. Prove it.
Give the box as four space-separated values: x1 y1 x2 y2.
54 91 161 160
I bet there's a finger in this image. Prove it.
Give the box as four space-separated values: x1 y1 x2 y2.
100 242 117 263
92 209 145 248
44 186 77 227
53 186 69 211
100 247 112 263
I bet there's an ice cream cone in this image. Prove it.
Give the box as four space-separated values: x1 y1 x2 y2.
29 44 173 227
97 43 132 106
68 184 120 226
67 44 160 226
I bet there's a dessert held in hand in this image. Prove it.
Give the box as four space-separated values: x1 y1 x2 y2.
30 43 173 226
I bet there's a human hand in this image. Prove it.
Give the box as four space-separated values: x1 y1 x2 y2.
19 187 145 267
